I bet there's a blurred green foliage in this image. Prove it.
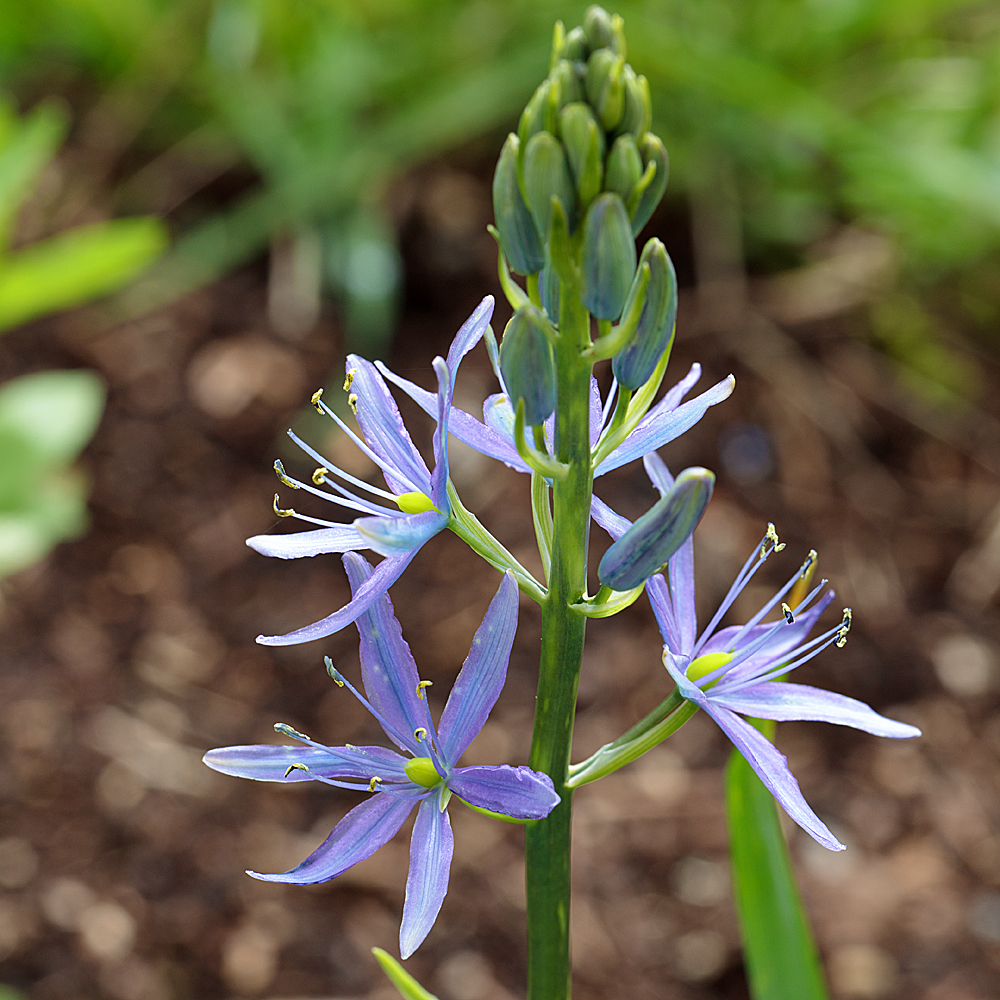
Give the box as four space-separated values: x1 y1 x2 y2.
1 0 998 392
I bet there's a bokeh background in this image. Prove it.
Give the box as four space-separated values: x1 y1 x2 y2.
1 2 1000 999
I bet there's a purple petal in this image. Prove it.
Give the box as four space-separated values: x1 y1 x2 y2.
646 572 683 654
660 362 703 410
437 572 519 763
248 793 414 884
710 683 922 739
203 744 408 782
643 451 674 495
247 525 366 559
591 495 631 540
430 357 452 511
700 700 845 851
256 552 414 646
344 552 432 754
399 793 454 959
589 376 603 447
595 374 735 476
445 296 494 373
667 537 697 653
355 510 447 557
448 764 559 819
349 357 432 495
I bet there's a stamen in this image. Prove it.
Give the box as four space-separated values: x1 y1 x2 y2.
273 494 295 517
344 369 356 392
326 660 345 687
273 459 300 489
782 602 794 623
348 392 358 414
837 608 852 648
368 776 382 792
800 550 818 578
311 388 325 413
312 466 329 485
761 522 785 559
322 657 417 752
416 680 433 700
274 722 312 741
414 727 428 742
284 763 310 778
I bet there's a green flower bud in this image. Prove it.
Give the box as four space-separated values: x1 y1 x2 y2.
539 263 560 322
584 5 615 50
562 25 589 63
605 134 642 202
523 130 577 238
585 48 626 132
558 102 604 207
598 467 715 591
492 133 544 276
550 59 584 107
581 192 636 320
518 79 558 150
499 305 557 427
612 238 677 390
616 67 651 138
630 133 669 235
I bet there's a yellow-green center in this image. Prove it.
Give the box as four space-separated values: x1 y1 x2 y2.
404 756 443 788
685 651 733 686
396 492 438 515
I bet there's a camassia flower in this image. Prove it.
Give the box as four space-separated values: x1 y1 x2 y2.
248 297 494 645
203 558 559 958
593 453 920 852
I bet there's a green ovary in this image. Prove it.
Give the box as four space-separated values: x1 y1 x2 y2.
685 651 733 685
396 492 438 514
404 756 443 788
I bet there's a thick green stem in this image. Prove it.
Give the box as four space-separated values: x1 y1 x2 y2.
525 265 592 1000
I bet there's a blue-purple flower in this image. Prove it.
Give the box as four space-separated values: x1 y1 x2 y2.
247 297 494 645
593 453 921 851
203 558 558 958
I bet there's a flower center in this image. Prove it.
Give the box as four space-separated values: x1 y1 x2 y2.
686 651 734 685
404 756 443 788
396 492 438 515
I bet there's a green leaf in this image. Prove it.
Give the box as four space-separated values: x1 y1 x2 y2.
725 719 829 1000
372 947 440 1000
0 216 168 332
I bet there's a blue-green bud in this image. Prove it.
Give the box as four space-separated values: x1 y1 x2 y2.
558 102 604 207
492 134 544 275
550 59 584 107
630 133 669 235
499 305 557 427
617 67 651 138
581 192 636 320
585 48 626 131
598 467 715 591
523 130 577 238
612 238 677 390
605 134 642 202
539 263 560 322
584 6 615 50
518 80 558 150
561 25 589 63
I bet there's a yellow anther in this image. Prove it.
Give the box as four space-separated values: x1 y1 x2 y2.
348 392 358 414
274 723 311 741
781 602 794 623
762 522 785 558
312 466 329 485
273 459 299 489
413 727 428 742
368 776 383 792
836 607 853 648
787 550 818 611
273 494 295 517
396 492 437 515
311 388 325 413
284 763 310 778
416 680 433 700
325 656 345 686
343 369 356 392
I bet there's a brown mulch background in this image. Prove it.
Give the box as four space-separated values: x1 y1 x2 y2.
2 151 1000 1000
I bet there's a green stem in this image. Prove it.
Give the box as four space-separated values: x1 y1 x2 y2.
525 258 592 1000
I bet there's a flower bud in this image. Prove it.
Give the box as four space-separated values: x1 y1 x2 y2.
558 102 604 206
550 59 584 107
492 134 544 275
604 134 642 202
581 192 636 320
561 25 589 63
584 5 615 50
585 48 625 131
630 133 669 235
518 79 557 149
612 238 677 390
539 263 560 322
499 305 557 427
523 130 577 238
598 467 715 591
616 67 651 138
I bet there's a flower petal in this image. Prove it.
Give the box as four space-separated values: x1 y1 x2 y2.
344 552 432 754
399 792 454 959
355 510 447 557
589 375 603 447
203 744 408 782
429 357 452 511
445 296 494 373
248 793 414 884
448 764 559 819
590 495 631 540
437 572 519 763
710 683 922 739
595 373 735 476
247 525 366 559
700 700 845 851
349 357 432 495
256 552 414 645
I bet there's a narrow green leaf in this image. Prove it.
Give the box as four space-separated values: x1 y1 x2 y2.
0 217 168 332
372 947 440 1000
725 719 829 1000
